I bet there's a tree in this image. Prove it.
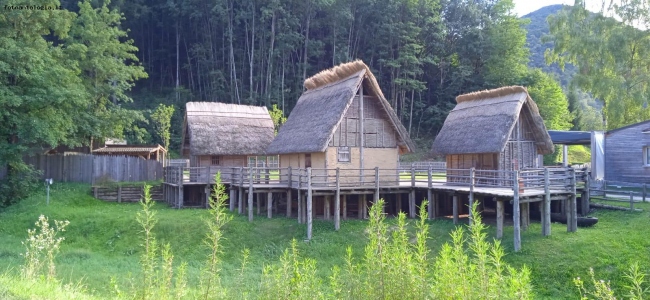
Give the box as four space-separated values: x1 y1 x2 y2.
546 0 650 129
524 69 573 131
269 104 287 135
151 104 175 150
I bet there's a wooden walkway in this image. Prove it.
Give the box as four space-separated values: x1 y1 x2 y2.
163 166 586 252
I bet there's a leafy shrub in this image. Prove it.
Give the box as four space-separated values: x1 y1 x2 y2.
0 163 41 208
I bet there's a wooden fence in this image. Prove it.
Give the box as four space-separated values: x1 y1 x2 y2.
20 154 163 184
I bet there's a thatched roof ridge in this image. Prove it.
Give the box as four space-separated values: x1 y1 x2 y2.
431 86 554 155
93 144 166 154
266 60 414 154
183 102 274 156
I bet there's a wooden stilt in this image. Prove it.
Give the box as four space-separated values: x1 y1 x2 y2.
452 194 459 224
544 168 551 236
362 194 368 219
521 203 529 231
569 170 578 232
257 193 261 215
358 197 363 219
267 192 273 218
409 190 416 218
205 185 211 209
513 171 521 252
229 187 235 211
287 189 292 217
297 189 302 223
374 167 380 203
496 199 504 239
307 168 313 240
178 185 183 208
469 168 475 224
342 195 347 220
335 168 340 230
248 169 253 222
325 196 331 220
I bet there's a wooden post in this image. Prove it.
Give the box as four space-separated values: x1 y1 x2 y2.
513 171 521 252
411 166 415 187
238 167 244 214
469 167 475 225
324 196 331 220
452 194 459 225
563 144 569 167
358 196 363 219
359 84 365 182
229 187 235 211
248 168 253 222
374 167 379 202
205 185 211 209
342 195 347 220
297 189 302 223
409 190 416 218
335 168 341 230
257 193 261 215
287 189 292 218
178 185 183 208
427 166 433 220
496 199 504 239
543 168 551 236
362 194 368 219
117 186 122 203
267 192 273 218
298 172 302 223
521 203 529 231
307 168 313 240
568 169 577 232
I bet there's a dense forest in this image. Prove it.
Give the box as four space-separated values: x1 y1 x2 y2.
52 0 572 152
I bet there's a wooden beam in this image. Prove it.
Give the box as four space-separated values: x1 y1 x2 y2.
513 171 521 252
335 168 340 230
205 185 211 209
409 189 416 218
342 194 347 221
374 167 379 202
238 167 244 214
297 188 302 224
229 186 235 211
257 192 261 215
325 195 331 220
521 203 529 231
267 192 273 218
307 168 313 240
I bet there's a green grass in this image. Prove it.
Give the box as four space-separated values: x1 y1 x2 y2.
1 183 650 298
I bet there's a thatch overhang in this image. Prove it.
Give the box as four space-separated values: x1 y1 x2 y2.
431 86 554 155
182 102 275 156
266 60 415 155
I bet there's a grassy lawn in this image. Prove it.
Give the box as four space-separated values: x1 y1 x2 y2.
1 183 650 298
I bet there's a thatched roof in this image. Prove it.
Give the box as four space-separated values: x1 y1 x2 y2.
93 144 166 154
183 102 275 156
266 60 414 154
431 86 554 155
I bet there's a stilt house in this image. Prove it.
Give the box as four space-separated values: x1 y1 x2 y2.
265 60 415 184
431 86 554 183
181 102 276 182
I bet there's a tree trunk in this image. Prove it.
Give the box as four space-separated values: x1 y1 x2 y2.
302 0 312 84
266 10 276 107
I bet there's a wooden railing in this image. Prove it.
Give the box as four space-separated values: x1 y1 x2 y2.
164 166 585 193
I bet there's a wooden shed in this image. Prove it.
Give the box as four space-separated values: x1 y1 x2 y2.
604 120 650 183
180 102 276 181
265 60 415 182
92 144 167 165
431 86 554 183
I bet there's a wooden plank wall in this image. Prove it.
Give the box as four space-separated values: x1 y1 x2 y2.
21 154 163 184
605 122 650 183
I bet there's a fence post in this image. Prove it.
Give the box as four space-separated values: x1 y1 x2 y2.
229 167 236 212
410 166 415 188
238 167 244 214
287 166 293 218
630 192 635 211
307 168 313 240
513 171 521 252
569 169 577 232
297 172 302 224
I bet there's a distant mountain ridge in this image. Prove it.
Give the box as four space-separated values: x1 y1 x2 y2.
522 4 576 86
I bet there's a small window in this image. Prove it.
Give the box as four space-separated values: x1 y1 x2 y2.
338 147 350 162
645 147 650 166
211 156 220 166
